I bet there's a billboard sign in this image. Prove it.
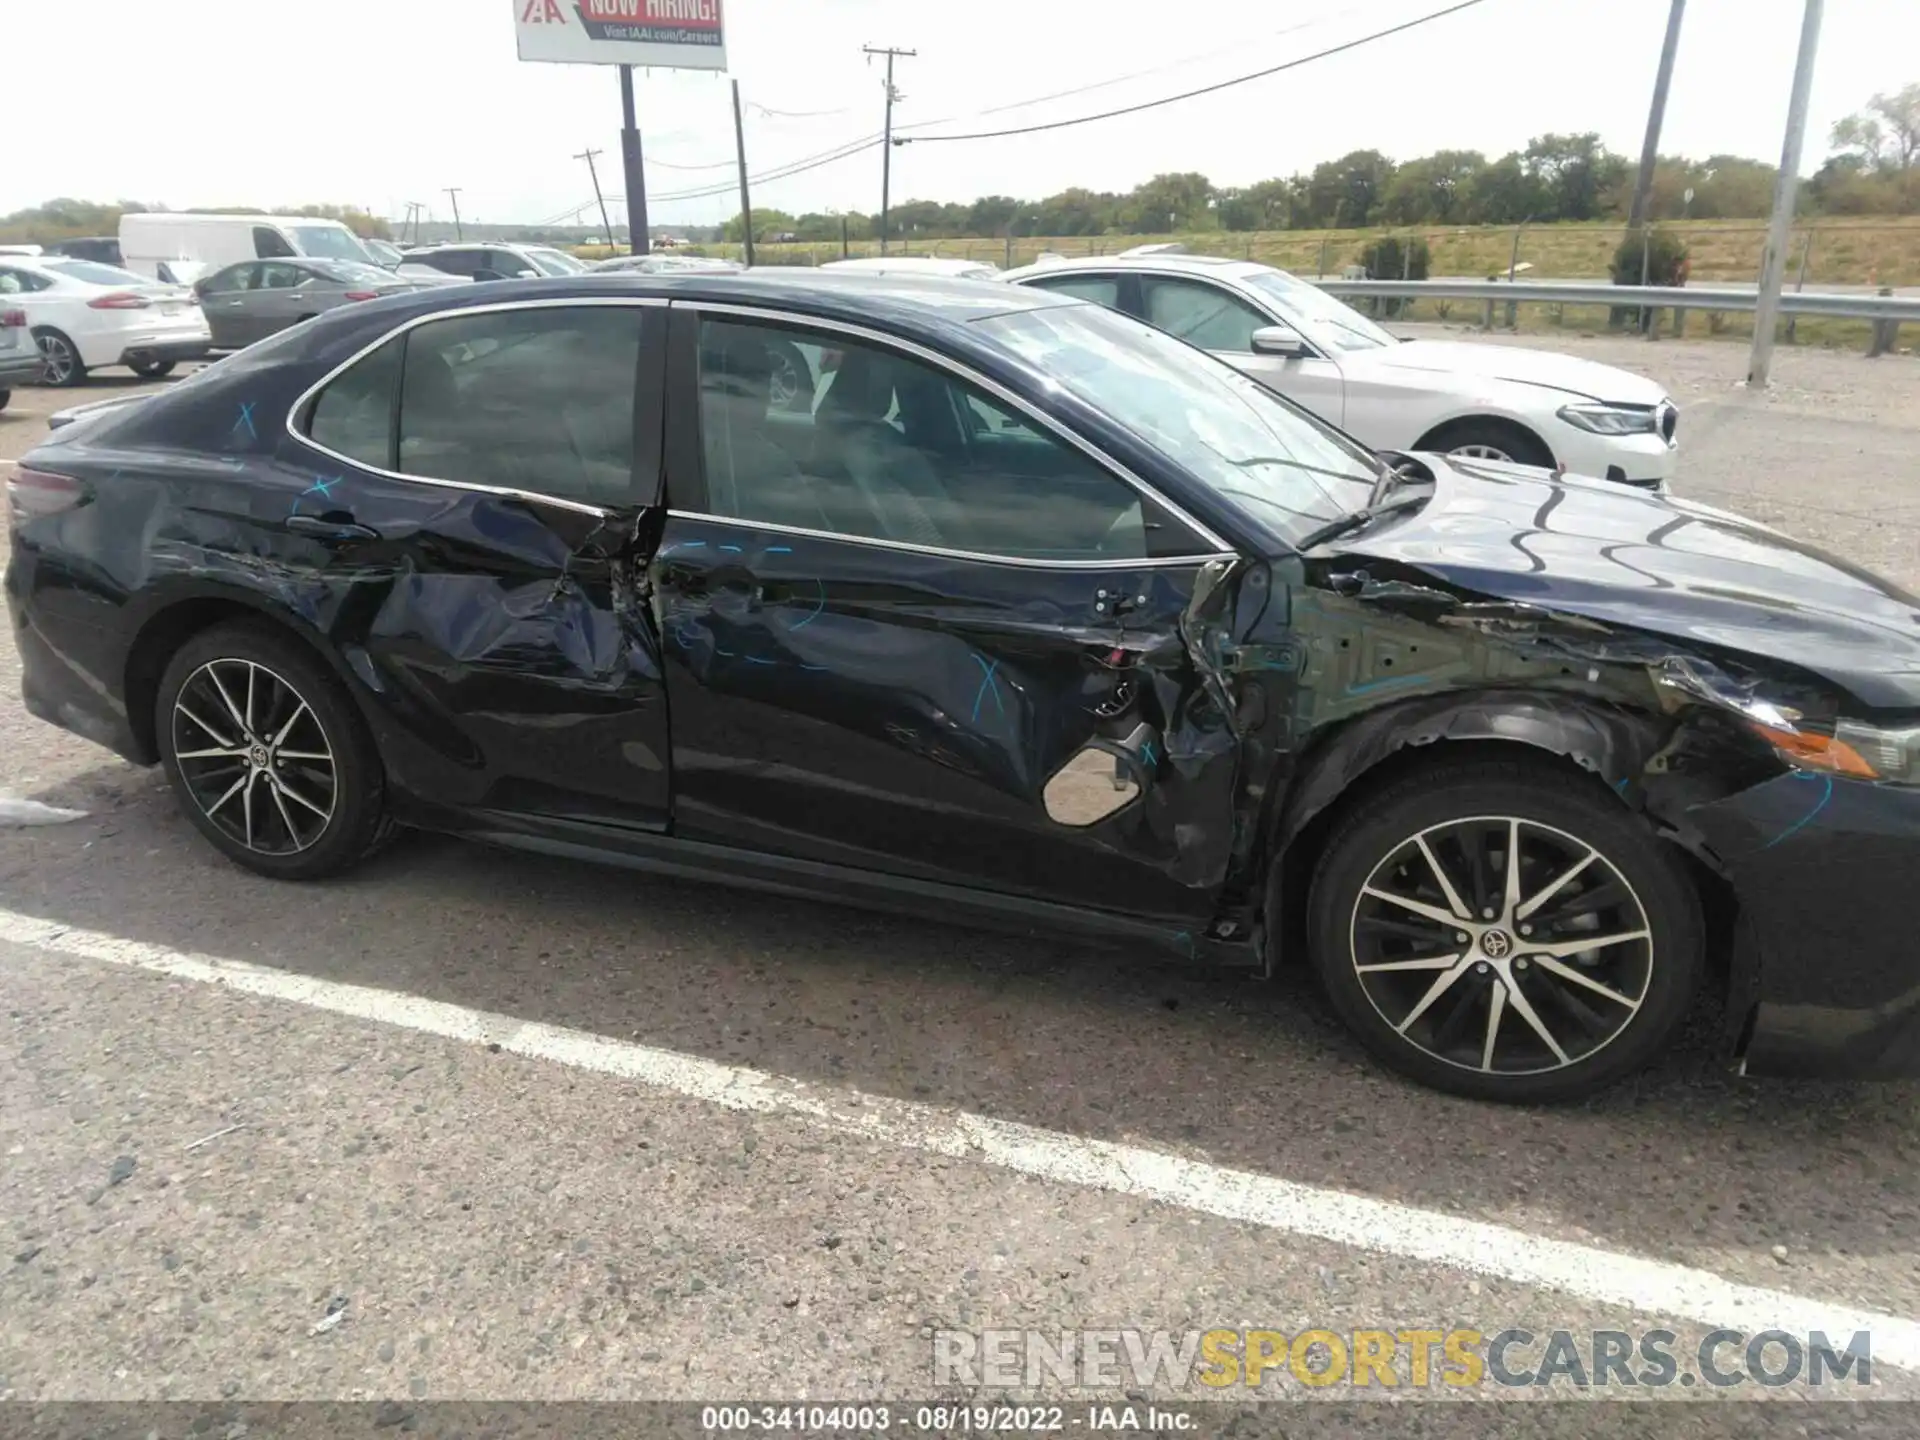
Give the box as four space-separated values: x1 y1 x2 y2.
515 0 726 71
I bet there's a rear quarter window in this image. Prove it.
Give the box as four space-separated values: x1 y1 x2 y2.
306 336 401 469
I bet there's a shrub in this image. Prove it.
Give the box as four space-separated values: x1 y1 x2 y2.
1610 226 1689 330
1357 235 1431 317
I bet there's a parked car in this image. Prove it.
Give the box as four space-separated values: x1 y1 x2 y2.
0 255 210 386
120 213 378 282
362 238 407 269
823 256 1002 282
0 303 39 409
1000 254 1679 490
194 259 422 349
396 242 583 283
47 237 124 266
591 254 742 275
11 273 1920 1102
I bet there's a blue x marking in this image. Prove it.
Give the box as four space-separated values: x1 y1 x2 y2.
233 402 257 439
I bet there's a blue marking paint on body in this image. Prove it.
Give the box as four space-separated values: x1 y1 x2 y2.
789 578 827 631
1141 740 1158 769
744 656 776 666
766 545 792 554
970 655 1005 725
1760 773 1834 851
233 402 257 440
1614 777 1631 795
718 543 743 553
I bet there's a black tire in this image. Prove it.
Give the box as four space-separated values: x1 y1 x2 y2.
1304 755 1703 1104
33 328 86 388
128 358 176 379
0 390 10 412
1423 417 1555 469
155 620 392 880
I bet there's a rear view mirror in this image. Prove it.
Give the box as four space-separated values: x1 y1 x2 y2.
1043 743 1143 826
1250 324 1311 359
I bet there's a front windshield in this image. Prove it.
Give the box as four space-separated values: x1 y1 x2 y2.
526 248 588 276
288 225 376 264
363 239 403 267
1242 268 1397 354
978 300 1377 539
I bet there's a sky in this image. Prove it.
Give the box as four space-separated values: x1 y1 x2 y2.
9 0 1918 230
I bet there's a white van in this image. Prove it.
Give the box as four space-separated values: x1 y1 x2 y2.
118 214 376 283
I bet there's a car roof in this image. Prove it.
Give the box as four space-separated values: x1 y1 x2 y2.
1006 253 1268 280
824 256 995 273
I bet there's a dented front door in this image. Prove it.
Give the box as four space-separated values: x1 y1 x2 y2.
650 304 1241 923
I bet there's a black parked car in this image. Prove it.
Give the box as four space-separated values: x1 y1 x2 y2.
9 272 1920 1102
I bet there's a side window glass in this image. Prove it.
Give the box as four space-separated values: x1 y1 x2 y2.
695 318 1207 561
262 263 303 290
254 226 297 259
307 335 401 469
0 268 52 293
0 270 20 295
398 306 641 506
1027 274 1121 307
1142 278 1270 353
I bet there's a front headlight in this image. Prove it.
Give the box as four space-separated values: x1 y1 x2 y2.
1556 402 1661 436
1658 657 1914 784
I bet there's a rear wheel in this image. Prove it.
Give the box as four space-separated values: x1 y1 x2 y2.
1304 757 1703 1103
33 329 85 388
128 358 176 379
0 390 10 412
156 622 392 880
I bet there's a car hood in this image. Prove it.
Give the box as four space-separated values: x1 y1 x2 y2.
1333 456 1920 708
1345 339 1669 405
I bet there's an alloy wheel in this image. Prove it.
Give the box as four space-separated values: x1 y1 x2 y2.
1347 815 1653 1077
1449 442 1514 462
765 350 801 410
38 334 76 386
170 659 337 855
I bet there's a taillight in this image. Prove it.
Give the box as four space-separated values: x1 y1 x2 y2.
87 292 151 310
0 308 24 328
8 467 86 518
343 291 380 302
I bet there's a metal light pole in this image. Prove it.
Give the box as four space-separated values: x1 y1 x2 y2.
619 65 649 255
1748 0 1823 389
1626 0 1688 232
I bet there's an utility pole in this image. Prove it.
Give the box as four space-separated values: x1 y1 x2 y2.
863 44 915 254
575 147 615 251
1748 0 1824 390
1625 0 1687 231
443 188 464 242
619 66 649 255
731 79 755 267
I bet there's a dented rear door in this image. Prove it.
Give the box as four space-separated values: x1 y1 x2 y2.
289 296 672 827
650 304 1243 924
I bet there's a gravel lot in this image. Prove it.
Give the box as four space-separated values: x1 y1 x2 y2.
2 337 1919 1427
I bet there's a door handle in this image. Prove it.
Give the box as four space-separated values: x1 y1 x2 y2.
287 513 379 541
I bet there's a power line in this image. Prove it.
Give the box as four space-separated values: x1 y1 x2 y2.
896 0 1492 146
651 135 884 204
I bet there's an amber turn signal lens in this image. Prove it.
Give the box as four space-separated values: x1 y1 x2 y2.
1748 721 1880 780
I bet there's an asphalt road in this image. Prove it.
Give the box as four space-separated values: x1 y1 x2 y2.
3 339 1920 1429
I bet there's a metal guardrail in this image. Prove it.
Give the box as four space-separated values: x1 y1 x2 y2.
1310 277 1915 355
1311 277 1920 320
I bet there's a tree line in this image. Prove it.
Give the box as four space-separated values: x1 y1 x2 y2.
727 85 1920 244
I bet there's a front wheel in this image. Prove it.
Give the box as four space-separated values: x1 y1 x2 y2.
1427 418 1555 469
129 358 177 379
1305 757 1703 1103
156 621 393 880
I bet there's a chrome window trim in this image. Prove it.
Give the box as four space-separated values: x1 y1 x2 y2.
663 510 1237 572
285 294 669 520
682 299 1238 559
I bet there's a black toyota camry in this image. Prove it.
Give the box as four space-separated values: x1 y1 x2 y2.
9 271 1920 1102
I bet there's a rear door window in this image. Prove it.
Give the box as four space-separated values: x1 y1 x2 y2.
1022 273 1123 307
396 305 644 506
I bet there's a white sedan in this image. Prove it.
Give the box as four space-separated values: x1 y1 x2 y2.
821 256 1002 282
1000 254 1678 490
0 255 211 387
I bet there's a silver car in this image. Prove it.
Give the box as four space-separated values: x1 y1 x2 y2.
193 259 420 349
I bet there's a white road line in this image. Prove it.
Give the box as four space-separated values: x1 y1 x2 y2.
3 904 1916 1366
